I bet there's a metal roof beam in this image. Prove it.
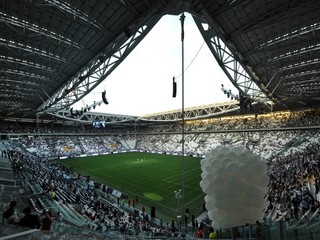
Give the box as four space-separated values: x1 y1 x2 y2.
0 55 54 73
279 58 320 72
0 38 68 63
192 10 269 102
247 33 320 56
230 0 306 38
0 11 84 50
115 0 140 16
0 79 37 86
139 101 241 121
41 0 104 31
0 69 52 82
282 79 320 87
0 87 36 95
279 70 320 81
45 110 136 124
267 44 320 64
37 9 164 113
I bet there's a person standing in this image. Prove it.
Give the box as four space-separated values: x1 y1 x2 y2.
191 214 196 232
160 218 163 229
244 223 252 240
40 210 54 231
255 220 263 240
196 226 203 239
142 206 146 216
171 219 176 233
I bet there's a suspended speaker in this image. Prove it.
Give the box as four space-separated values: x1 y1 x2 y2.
102 91 109 105
239 94 252 111
172 77 177 98
70 107 74 116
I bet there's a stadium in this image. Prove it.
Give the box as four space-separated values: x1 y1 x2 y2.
1 0 320 239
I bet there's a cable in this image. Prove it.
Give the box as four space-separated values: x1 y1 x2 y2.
174 41 205 80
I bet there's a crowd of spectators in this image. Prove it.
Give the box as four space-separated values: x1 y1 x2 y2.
3 128 311 161
140 109 320 133
0 120 133 134
1 108 320 238
3 201 43 229
2 149 185 238
264 132 320 226
9 135 136 158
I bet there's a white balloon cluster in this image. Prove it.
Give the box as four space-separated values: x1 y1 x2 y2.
200 145 268 229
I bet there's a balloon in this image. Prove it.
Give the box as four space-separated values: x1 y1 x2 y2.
200 145 268 229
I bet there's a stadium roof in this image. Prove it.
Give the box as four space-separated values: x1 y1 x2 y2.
1 0 320 122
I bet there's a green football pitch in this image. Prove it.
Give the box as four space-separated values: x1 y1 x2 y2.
56 152 205 221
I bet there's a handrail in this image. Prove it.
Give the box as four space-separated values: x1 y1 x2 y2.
0 229 39 240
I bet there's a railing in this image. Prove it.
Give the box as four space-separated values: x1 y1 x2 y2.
3 217 320 240
211 220 320 240
0 225 39 240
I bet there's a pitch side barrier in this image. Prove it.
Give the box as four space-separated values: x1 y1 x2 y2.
55 149 202 160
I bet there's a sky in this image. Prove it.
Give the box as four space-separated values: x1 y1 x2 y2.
76 13 238 116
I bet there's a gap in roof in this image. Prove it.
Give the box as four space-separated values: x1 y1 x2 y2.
77 13 238 116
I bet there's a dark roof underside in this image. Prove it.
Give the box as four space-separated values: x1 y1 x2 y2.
1 0 320 120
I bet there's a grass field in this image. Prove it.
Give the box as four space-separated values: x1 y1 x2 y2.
56 152 205 221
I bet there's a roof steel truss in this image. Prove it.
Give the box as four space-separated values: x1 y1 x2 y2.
192 8 270 102
139 101 240 121
37 16 162 113
0 11 84 50
46 110 136 124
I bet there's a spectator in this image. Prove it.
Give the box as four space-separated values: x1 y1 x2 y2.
244 223 251 239
171 219 175 233
40 210 54 231
17 206 41 229
254 220 263 240
142 206 145 216
56 212 62 222
196 226 203 238
3 200 18 224
209 227 217 239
